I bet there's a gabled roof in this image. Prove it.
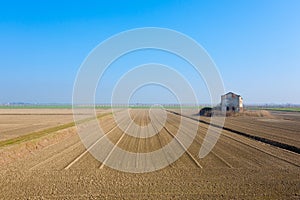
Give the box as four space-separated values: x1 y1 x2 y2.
222 92 241 97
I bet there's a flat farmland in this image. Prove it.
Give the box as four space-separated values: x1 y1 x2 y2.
0 109 109 142
175 109 300 151
0 108 299 199
0 109 75 141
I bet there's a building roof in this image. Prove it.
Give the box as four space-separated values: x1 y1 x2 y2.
222 92 242 97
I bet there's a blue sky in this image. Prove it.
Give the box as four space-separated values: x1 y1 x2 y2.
0 0 299 104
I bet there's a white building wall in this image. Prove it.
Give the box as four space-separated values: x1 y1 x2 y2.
221 93 243 112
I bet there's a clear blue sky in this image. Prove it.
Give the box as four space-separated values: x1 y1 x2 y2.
0 0 299 104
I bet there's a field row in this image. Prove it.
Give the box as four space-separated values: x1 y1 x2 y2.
4 109 299 173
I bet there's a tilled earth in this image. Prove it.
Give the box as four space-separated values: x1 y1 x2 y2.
0 109 299 199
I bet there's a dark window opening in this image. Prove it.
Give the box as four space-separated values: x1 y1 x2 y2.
226 106 229 111
232 106 235 111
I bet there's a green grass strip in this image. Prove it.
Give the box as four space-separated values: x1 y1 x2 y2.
264 107 300 112
0 112 111 148
249 107 300 112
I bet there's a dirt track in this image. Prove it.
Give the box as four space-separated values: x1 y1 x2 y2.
0 109 299 199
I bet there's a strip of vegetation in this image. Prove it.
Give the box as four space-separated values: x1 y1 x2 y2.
248 107 300 112
0 105 73 109
128 106 203 109
0 105 204 109
263 107 300 112
0 113 111 148
0 122 75 147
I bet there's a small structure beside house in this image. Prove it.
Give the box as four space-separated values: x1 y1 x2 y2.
199 107 213 117
221 92 243 112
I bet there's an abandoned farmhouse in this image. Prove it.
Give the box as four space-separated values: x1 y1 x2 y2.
221 92 243 112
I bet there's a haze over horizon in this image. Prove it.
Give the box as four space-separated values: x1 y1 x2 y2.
1 1 299 105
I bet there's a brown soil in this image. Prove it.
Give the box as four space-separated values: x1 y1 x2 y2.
228 110 273 117
0 109 299 199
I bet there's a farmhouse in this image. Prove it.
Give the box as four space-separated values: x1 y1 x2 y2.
221 92 243 112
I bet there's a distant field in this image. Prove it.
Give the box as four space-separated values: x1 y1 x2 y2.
0 108 110 142
264 107 300 112
0 105 203 109
0 105 112 109
249 107 300 112
0 105 73 109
